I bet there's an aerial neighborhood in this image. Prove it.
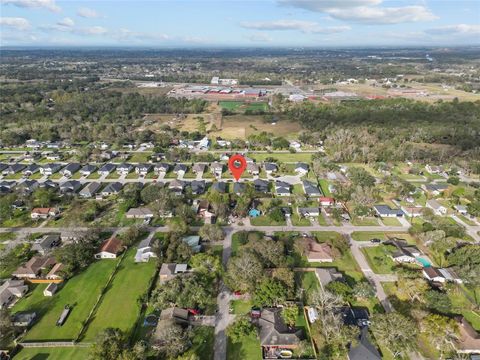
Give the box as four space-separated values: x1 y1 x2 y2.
0 24 480 360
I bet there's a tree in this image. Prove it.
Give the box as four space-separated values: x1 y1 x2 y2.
226 316 256 343
325 281 353 302
189 253 222 279
281 304 299 327
167 218 189 235
225 251 263 293
0 194 15 223
253 278 287 307
447 176 460 185
140 184 163 204
121 225 143 247
420 314 458 358
268 207 285 223
90 328 145 360
272 268 295 297
352 281 376 299
348 167 376 188
0 309 14 348
370 312 417 356
425 290 453 314
245 237 285 268
396 276 429 303
153 319 189 358
198 224 224 242
33 187 56 207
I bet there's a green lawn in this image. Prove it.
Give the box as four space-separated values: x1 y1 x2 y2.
17 259 119 341
0 232 16 241
291 214 311 226
129 152 151 163
250 216 286 226
183 326 215 360
231 299 253 315
351 217 380 226
227 331 262 360
82 247 157 341
361 246 396 274
381 217 402 226
297 271 319 297
351 231 415 242
249 152 312 163
219 101 244 111
13 346 91 360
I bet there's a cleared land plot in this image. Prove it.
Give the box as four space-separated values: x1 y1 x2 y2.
361 245 397 274
227 332 262 360
16 259 118 341
13 347 91 360
249 152 312 163
351 231 415 243
82 247 157 341
215 115 302 140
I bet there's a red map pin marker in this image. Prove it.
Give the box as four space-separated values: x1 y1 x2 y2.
228 154 247 181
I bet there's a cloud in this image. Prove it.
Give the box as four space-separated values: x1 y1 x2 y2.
425 24 480 36
240 19 350 33
245 32 273 42
77 7 101 18
0 17 31 30
1 0 60 12
75 26 108 36
114 28 170 41
57 17 74 28
278 0 437 24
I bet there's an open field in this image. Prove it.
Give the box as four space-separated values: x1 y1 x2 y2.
82 247 157 341
13 347 91 360
16 259 118 341
227 332 262 360
249 152 312 163
361 246 396 274
213 114 302 140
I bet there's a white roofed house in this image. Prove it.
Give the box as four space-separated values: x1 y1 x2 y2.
126 207 154 219
135 236 157 263
211 162 224 177
426 199 447 216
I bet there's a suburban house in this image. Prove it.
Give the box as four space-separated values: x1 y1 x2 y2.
319 197 335 207
423 267 463 284
46 263 64 280
135 236 157 263
17 180 39 194
233 182 246 195
211 162 223 177
385 239 421 263
298 207 320 218
60 163 81 177
31 207 59 220
422 183 448 196
455 316 480 354
299 237 335 262
425 164 445 175
12 312 37 327
173 164 187 175
258 308 303 358
264 162 278 175
154 163 169 174
190 180 206 195
247 163 260 176
43 283 58 297
0 180 15 194
315 268 343 290
45 153 61 161
169 179 185 195
126 207 154 219
12 256 56 279
80 164 97 177
40 163 62 176
59 180 82 194
32 234 61 255
117 163 134 175
2 163 25 175
295 162 309 176
426 199 447 215
79 182 102 198
327 171 348 183
454 205 469 216
182 235 201 253
22 164 40 176
0 279 28 309
135 164 152 176
275 181 291 196
373 204 404 218
211 182 227 193
101 182 123 196
401 206 423 218
254 179 269 193
98 163 116 176
192 163 206 174
302 180 322 197
94 236 124 259
159 263 188 283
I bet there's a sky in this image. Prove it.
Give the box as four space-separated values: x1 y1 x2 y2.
0 0 479 47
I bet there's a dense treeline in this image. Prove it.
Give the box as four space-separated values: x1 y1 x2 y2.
287 98 480 162
0 86 208 145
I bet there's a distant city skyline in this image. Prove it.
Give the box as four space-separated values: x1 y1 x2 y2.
1 0 479 47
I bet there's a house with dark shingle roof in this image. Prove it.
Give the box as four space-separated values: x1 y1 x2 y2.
259 308 303 356
253 179 269 193
2 163 25 175
211 182 227 193
79 182 102 198
295 162 309 176
190 180 206 195
348 327 381 360
40 163 62 176
22 164 40 175
60 180 82 194
117 163 134 175
275 181 291 196
154 163 170 174
373 204 404 218
101 182 123 196
233 182 246 195
302 180 322 196
173 164 187 174
80 164 97 177
98 163 116 176
61 163 81 177
264 162 278 174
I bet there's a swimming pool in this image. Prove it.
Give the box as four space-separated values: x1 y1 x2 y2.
416 257 431 267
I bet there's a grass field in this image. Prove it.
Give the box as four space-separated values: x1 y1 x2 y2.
249 152 312 163
13 347 92 360
351 217 380 226
361 246 397 274
82 247 157 341
381 217 402 226
16 259 119 341
231 299 253 315
250 216 286 226
227 331 262 360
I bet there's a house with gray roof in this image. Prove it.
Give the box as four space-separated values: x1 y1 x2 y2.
80 164 97 177
295 162 309 176
173 164 187 174
275 181 291 196
264 162 278 174
0 279 28 309
190 180 206 195
348 327 381 360
135 236 157 262
101 182 123 196
373 204 404 218
17 180 39 194
32 234 61 255
211 182 227 193
61 163 81 177
247 163 260 175
302 180 322 196
98 163 116 176
60 180 82 194
40 163 62 176
233 182 246 195
117 163 134 175
22 164 40 176
79 182 102 198
253 179 269 193
3 163 25 175
135 164 152 176
154 163 169 174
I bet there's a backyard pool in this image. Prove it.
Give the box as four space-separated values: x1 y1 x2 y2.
416 257 431 267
